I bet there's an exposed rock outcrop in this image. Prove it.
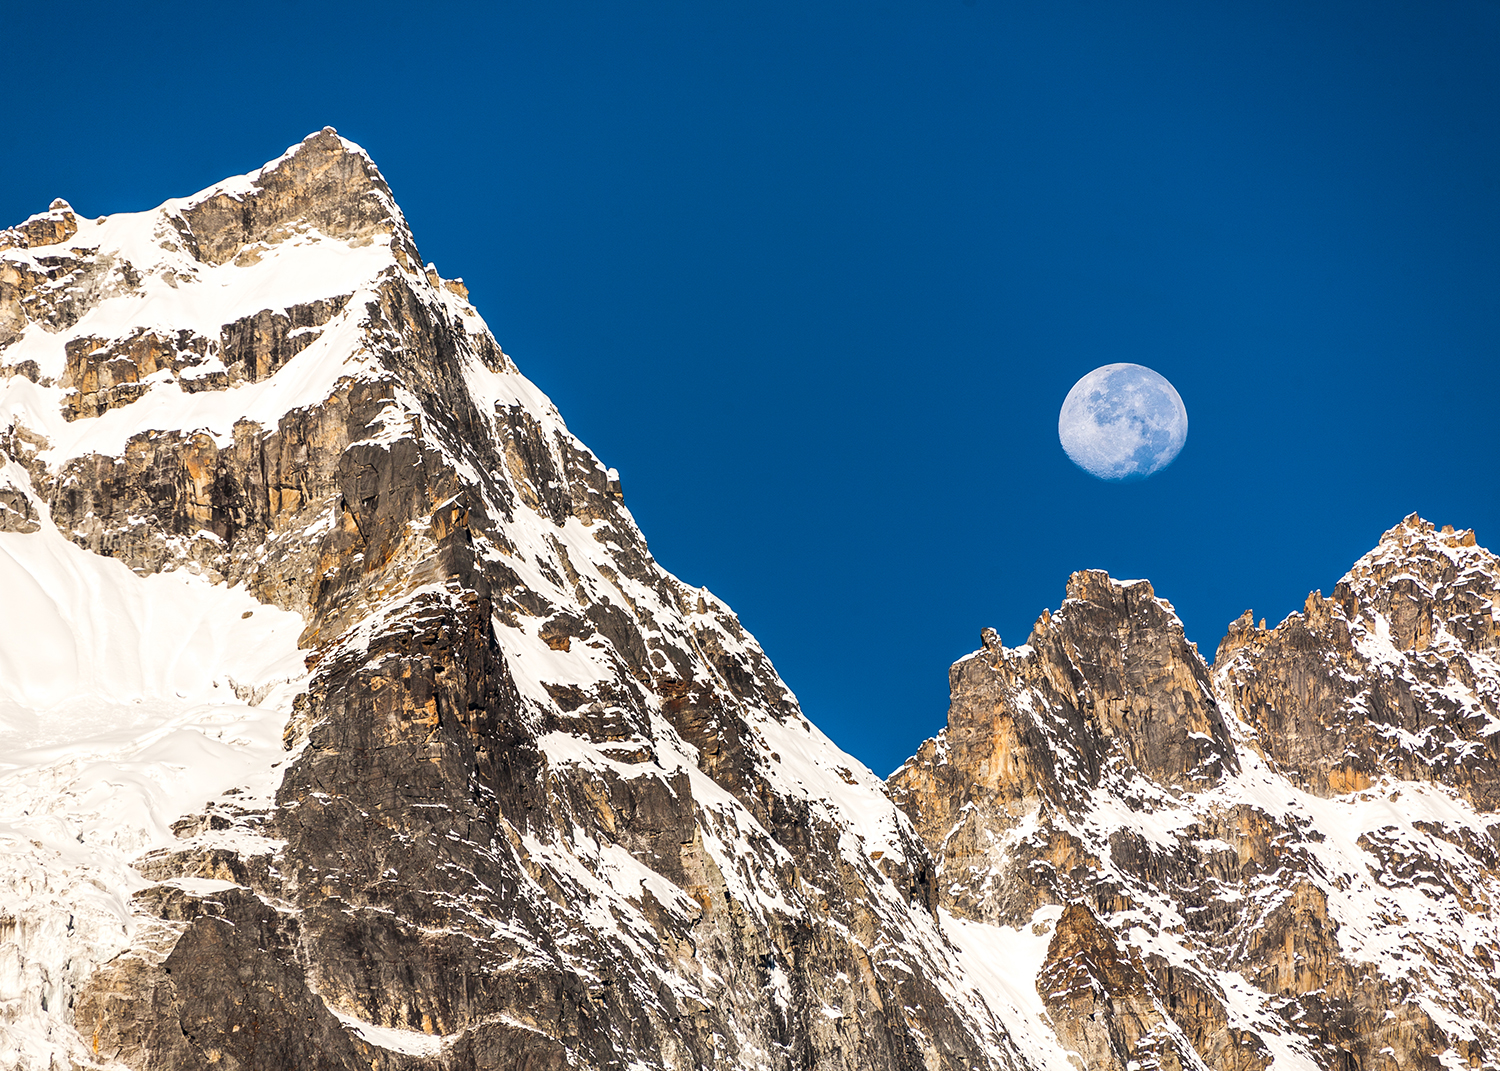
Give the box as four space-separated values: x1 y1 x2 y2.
1217 514 1500 806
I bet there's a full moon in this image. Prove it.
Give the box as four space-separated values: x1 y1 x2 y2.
1058 363 1188 480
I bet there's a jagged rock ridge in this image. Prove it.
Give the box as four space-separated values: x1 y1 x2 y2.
892 515 1500 1070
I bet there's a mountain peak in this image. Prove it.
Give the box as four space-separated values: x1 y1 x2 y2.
0 198 79 251
0 139 1013 1071
1382 509 1479 549
173 127 417 269
894 517 1500 1068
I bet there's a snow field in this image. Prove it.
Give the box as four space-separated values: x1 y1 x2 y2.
0 521 306 1070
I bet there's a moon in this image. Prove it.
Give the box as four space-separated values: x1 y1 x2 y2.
1058 364 1188 481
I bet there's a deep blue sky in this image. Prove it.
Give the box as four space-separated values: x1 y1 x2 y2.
5 2 1497 774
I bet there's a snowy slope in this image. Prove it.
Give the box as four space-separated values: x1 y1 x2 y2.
0 515 305 1068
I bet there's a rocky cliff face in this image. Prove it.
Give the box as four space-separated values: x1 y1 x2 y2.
891 516 1500 1070
2 131 1498 1071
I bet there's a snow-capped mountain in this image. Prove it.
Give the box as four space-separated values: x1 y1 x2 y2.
1 130 1497 1070
0 130 1022 1071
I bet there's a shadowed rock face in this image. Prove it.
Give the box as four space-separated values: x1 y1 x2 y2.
892 520 1500 1071
2 132 1015 1071
1035 902 1261 1071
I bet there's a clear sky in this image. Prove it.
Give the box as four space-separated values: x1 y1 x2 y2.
5 2 1497 775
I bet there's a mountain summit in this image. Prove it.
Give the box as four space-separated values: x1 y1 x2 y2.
1 132 1497 1071
0 129 1013 1071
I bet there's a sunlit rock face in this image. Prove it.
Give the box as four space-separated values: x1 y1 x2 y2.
892 517 1500 1071
1217 514 1500 806
0 131 1019 1071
